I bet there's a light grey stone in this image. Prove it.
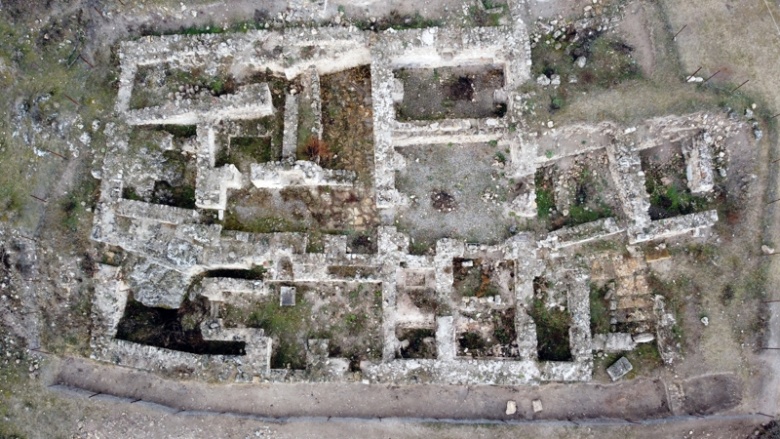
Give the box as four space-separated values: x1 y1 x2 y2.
606 356 633 381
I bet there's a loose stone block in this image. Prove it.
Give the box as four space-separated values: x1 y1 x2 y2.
280 286 296 307
606 356 633 381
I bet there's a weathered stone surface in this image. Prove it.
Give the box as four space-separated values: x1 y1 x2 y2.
632 210 718 244
116 199 200 225
540 218 624 250
127 259 190 309
90 11 752 386
126 83 274 125
633 333 655 344
198 278 268 303
606 356 633 381
200 320 272 381
250 160 355 189
196 164 243 213
281 92 300 160
435 316 456 361
684 132 715 194
654 295 681 365
592 333 635 352
508 191 537 218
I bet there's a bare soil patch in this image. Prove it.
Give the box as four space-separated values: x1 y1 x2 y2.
681 373 742 415
394 66 506 120
320 66 376 186
394 143 518 248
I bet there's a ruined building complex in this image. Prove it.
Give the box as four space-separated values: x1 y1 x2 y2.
88 3 754 385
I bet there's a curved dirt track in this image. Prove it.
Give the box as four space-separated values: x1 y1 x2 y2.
52 355 743 422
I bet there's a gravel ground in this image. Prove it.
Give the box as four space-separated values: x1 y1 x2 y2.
394 143 517 248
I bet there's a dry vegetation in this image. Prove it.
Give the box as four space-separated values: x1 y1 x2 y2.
320 66 376 185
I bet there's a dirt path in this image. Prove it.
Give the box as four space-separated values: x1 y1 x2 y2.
16 378 772 439
51 355 746 422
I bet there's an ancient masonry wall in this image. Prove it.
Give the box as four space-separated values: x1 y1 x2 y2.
126 83 274 126
90 12 749 384
371 25 530 209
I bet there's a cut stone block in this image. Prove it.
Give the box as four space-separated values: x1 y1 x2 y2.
280 286 296 307
251 160 355 189
633 333 655 344
607 356 633 381
591 333 635 352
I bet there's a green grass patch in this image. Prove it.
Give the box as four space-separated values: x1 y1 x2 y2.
531 31 640 90
627 343 663 377
306 231 325 253
0 134 33 222
409 238 434 255
0 338 29 438
130 65 236 109
589 282 611 334
534 167 556 219
157 125 197 139
524 26 643 123
249 71 288 158
535 187 555 219
0 15 117 224
597 341 662 379
232 136 274 162
122 186 143 201
216 135 275 168
344 312 368 335
529 286 572 362
246 296 306 336
223 288 310 369
465 2 508 27
60 172 99 232
741 266 768 301
560 166 614 227
645 175 710 220
567 204 612 226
